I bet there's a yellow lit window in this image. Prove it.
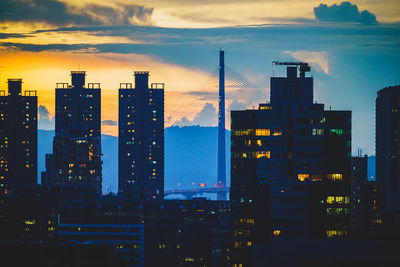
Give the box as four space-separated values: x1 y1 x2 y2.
239 218 254 225
327 173 343 181
255 129 270 136
326 196 350 204
326 230 347 237
297 174 309 181
256 151 270 159
233 129 254 136
257 140 262 146
247 241 252 246
259 105 272 110
272 130 282 136
273 229 281 237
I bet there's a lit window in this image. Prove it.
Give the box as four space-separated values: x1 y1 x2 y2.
239 218 254 225
326 196 350 204
297 174 309 181
255 129 270 136
259 105 272 110
273 229 281 237
272 130 282 136
330 129 343 135
327 173 343 181
312 129 324 135
256 151 270 159
326 230 347 237
233 129 254 136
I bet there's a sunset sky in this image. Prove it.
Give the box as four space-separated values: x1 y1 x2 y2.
1 0 400 154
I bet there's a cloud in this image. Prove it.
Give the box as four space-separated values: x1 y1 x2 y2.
0 32 27 39
228 99 247 112
38 105 54 130
314 2 378 25
102 120 118 126
285 50 330 74
0 0 153 26
173 103 217 127
184 91 218 101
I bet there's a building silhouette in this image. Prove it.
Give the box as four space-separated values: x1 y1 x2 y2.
376 85 400 227
0 79 37 195
118 72 164 200
350 154 382 237
42 71 102 196
230 62 351 264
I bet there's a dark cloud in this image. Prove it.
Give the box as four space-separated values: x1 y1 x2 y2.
314 2 378 25
0 32 27 39
102 120 118 126
0 0 153 26
0 42 96 52
38 105 54 130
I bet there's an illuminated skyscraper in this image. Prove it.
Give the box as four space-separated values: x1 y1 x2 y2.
0 79 37 195
376 85 400 226
230 63 351 264
118 72 164 200
42 71 102 196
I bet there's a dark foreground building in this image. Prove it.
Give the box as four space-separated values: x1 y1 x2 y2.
0 191 231 266
0 79 37 195
350 154 383 238
118 72 164 200
376 85 400 228
230 62 351 265
42 71 102 197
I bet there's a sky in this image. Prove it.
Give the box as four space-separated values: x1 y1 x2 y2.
1 0 400 155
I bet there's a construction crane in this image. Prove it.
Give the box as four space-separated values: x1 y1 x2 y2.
272 61 311 78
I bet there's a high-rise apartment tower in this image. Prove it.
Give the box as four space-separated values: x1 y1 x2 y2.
118 72 164 200
42 71 102 196
0 79 37 195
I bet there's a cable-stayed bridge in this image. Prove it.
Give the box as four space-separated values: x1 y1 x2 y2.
165 51 267 200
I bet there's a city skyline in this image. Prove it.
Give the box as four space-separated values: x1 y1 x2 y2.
1 0 400 155
1 1 400 265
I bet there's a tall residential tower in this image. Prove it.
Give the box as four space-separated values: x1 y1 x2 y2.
376 85 400 227
42 71 102 196
118 72 164 200
230 62 351 265
0 79 37 195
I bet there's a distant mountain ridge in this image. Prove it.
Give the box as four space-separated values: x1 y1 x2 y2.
38 128 376 194
38 126 230 194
